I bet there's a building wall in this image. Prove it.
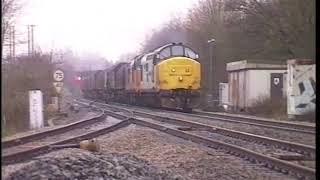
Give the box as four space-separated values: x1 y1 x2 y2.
287 62 315 116
228 70 246 110
246 69 287 107
228 69 286 110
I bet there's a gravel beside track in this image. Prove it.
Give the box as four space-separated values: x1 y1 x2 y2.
97 125 297 180
3 149 180 180
52 110 99 126
52 110 100 126
137 117 315 169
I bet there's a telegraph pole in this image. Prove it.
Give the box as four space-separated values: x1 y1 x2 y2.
27 25 35 56
12 26 15 61
31 25 35 55
27 25 30 56
8 26 12 60
207 38 215 109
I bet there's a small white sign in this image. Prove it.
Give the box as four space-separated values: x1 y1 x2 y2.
274 78 280 85
53 69 64 82
53 82 64 94
29 90 44 129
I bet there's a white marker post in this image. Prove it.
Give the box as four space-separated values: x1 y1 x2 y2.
29 90 44 129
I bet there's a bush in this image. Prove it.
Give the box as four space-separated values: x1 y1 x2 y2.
3 92 29 136
2 54 55 136
247 96 287 120
294 110 315 122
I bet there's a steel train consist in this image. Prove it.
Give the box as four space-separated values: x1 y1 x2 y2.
80 43 201 112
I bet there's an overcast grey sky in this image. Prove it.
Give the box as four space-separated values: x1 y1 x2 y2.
14 0 198 61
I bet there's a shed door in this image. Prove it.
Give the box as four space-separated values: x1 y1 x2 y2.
270 73 283 100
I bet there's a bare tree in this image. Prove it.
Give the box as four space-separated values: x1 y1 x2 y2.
141 17 188 53
225 0 315 59
118 52 136 62
1 0 22 56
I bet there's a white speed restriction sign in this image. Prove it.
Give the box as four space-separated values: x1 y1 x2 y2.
53 69 64 82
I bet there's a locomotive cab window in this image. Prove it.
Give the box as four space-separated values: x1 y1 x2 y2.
184 47 197 59
158 44 198 59
172 45 184 56
146 55 154 61
159 47 171 59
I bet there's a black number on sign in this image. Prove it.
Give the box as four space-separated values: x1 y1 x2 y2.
55 73 63 79
54 71 64 81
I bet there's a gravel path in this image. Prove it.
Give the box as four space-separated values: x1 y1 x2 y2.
52 108 99 126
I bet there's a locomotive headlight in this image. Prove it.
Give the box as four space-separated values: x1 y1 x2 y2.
171 68 176 72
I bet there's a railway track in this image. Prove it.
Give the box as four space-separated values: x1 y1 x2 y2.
77 99 315 156
193 110 315 134
77 99 315 179
83 100 315 147
96 100 315 135
3 99 315 179
130 118 315 180
2 106 103 149
2 105 132 165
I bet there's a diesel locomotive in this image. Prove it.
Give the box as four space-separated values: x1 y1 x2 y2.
80 43 201 112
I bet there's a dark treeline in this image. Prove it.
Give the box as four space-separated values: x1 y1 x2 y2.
140 0 315 96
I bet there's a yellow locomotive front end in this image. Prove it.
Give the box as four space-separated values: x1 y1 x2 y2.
157 57 200 90
153 43 201 112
